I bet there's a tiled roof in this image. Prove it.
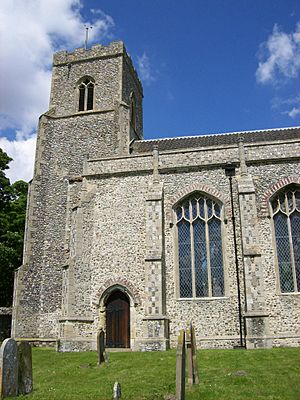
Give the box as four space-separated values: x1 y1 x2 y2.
132 126 300 154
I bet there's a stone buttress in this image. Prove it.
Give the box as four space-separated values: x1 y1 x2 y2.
237 139 271 348
141 147 169 350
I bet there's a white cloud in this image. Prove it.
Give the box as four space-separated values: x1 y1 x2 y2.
137 52 155 85
0 0 114 181
0 135 36 183
287 107 300 118
256 22 300 84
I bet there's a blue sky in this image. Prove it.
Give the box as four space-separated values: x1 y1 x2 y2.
92 0 300 137
0 0 299 181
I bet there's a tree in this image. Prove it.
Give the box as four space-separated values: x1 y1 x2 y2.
0 149 28 307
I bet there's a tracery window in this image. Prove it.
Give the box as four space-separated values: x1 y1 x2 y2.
175 193 225 298
78 78 94 111
271 186 300 293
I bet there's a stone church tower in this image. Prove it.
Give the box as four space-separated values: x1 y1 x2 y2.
12 42 159 350
12 41 300 351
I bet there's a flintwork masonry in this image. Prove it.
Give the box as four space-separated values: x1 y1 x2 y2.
12 41 300 351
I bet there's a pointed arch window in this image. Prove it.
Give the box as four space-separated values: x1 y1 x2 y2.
175 193 225 298
271 186 300 293
78 78 94 111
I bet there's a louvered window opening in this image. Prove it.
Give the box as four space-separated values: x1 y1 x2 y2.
130 93 137 131
78 79 94 111
271 188 300 293
175 194 225 298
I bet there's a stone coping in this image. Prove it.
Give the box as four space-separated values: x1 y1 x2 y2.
53 41 124 65
142 315 170 321
89 136 300 162
243 311 269 318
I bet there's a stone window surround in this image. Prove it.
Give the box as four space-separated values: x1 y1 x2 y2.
261 175 300 215
268 182 300 295
171 188 229 300
74 75 96 113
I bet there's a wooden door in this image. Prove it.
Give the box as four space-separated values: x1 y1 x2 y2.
106 290 130 348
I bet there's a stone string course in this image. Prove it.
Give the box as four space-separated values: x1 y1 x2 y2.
12 40 300 351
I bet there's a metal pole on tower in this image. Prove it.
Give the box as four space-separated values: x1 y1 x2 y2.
84 26 93 50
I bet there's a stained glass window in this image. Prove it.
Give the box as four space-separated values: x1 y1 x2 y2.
78 78 94 111
271 187 300 293
175 193 225 298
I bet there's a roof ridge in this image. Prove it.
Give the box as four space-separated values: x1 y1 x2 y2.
138 125 300 143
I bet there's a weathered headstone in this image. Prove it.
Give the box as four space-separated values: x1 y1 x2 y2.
175 329 185 400
17 342 33 395
190 323 199 384
0 338 18 399
97 329 105 365
113 381 121 399
186 327 193 385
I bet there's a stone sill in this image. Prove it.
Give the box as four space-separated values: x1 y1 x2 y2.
58 316 94 323
176 296 229 302
15 338 56 342
277 292 300 297
0 307 12 315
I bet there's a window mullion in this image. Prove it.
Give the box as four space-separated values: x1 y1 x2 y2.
284 193 297 292
190 201 196 298
205 201 212 297
84 85 88 111
287 214 297 292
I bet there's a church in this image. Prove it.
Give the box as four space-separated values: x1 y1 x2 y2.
12 41 300 351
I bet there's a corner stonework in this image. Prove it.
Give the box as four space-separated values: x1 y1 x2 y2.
140 146 169 351
237 139 271 349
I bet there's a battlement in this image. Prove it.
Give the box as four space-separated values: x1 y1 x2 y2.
52 40 142 95
53 41 125 66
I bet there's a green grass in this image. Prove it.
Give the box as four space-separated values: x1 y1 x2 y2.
13 347 300 400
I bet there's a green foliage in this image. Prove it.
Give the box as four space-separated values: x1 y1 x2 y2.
0 148 28 306
11 347 300 400
0 149 12 210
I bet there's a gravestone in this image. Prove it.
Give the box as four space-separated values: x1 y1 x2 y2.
175 329 185 400
190 323 199 384
186 327 193 385
18 342 33 395
97 329 106 365
113 382 121 399
0 338 18 398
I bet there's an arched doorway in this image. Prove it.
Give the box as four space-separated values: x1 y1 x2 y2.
106 290 130 348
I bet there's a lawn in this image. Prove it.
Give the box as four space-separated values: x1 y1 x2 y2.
13 347 300 400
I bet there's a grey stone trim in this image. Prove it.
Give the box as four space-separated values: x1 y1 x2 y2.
58 317 94 322
43 108 115 120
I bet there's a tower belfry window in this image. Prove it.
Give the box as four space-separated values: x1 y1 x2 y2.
78 78 94 111
130 93 137 132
